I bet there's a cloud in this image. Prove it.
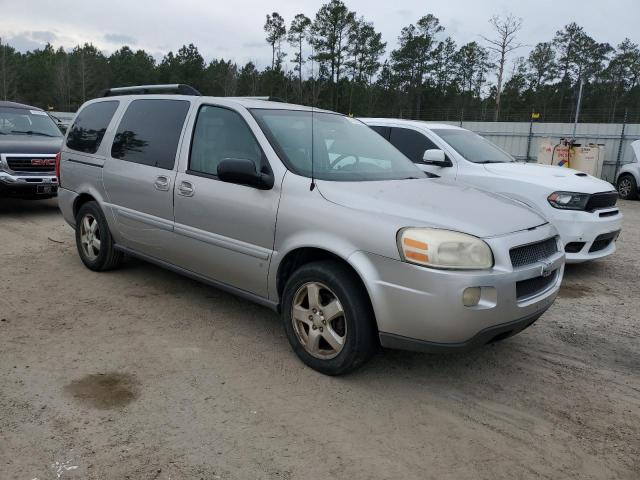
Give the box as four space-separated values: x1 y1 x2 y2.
2 31 57 52
103 33 136 45
31 30 58 42
242 41 265 48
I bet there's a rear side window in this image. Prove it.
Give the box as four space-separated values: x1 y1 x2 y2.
111 99 190 170
66 101 119 154
369 125 390 140
189 105 263 176
389 127 438 163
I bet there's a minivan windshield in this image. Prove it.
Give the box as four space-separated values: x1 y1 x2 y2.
432 128 514 164
0 107 62 137
251 109 424 181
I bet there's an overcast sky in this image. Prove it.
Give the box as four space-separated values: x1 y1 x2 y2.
1 0 638 74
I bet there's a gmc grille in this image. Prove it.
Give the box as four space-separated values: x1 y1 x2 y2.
6 156 56 172
510 237 558 268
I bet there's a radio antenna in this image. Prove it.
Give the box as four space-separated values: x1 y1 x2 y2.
310 42 316 191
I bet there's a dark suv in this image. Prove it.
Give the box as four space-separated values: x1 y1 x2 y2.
0 101 63 199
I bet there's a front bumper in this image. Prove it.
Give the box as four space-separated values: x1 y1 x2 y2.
0 171 58 198
379 310 544 353
349 223 564 348
551 208 623 263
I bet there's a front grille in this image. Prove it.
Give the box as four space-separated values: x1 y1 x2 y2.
589 230 620 253
6 156 56 172
516 273 557 300
586 191 618 211
510 237 558 268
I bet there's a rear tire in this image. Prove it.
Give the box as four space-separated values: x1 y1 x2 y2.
617 174 638 200
282 260 376 375
75 201 123 271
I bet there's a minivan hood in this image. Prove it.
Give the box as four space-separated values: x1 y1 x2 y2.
0 134 63 155
316 178 547 238
482 162 614 194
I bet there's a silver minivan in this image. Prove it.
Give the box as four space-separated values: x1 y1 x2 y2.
57 85 565 375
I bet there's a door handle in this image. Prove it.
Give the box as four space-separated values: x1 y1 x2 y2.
154 175 170 191
178 181 194 197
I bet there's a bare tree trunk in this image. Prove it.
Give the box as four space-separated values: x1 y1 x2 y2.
1 37 7 100
494 51 506 121
298 39 303 101
481 15 523 122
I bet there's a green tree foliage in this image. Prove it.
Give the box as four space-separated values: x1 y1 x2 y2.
311 0 356 110
1 8 639 123
288 13 312 100
391 14 444 117
264 12 287 71
109 46 156 87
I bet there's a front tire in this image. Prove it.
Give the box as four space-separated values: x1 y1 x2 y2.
282 260 376 375
75 201 123 271
617 174 638 200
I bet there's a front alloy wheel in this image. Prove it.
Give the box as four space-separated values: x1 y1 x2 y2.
291 282 347 360
282 260 377 375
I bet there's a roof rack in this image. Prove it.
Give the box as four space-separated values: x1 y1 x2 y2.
101 84 202 97
228 96 285 103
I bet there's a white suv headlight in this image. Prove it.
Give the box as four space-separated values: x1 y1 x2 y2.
398 228 494 270
547 191 590 210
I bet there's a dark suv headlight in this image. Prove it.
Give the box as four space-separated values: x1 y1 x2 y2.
547 191 590 210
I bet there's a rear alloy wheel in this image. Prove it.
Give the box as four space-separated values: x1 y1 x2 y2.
75 201 123 271
282 260 376 375
617 175 638 200
79 213 101 261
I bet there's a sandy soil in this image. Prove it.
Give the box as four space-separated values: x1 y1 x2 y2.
1 198 639 480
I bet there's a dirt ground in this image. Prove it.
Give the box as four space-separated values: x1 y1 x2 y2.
1 198 638 480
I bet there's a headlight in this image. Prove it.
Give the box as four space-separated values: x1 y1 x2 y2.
547 191 590 210
398 228 494 270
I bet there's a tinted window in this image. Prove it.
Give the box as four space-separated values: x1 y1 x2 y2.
389 127 438 163
66 101 119 154
190 105 263 176
112 99 190 170
369 125 390 140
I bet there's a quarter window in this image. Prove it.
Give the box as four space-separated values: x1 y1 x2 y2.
369 125 390 140
389 127 438 163
189 105 263 176
66 101 119 154
111 99 190 170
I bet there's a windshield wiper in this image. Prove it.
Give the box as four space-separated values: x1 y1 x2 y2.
10 130 57 137
476 160 508 164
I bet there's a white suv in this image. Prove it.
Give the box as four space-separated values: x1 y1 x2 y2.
362 119 623 263
615 139 640 200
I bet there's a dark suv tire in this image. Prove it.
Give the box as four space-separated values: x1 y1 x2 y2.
282 260 377 375
75 201 123 271
617 174 638 200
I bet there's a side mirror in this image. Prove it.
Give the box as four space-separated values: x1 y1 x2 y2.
217 158 274 190
422 149 452 167
57 124 67 134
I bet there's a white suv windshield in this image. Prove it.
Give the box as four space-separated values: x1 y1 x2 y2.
0 107 62 137
252 109 424 181
432 128 514 164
